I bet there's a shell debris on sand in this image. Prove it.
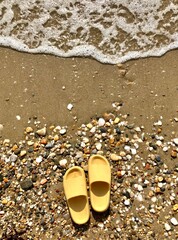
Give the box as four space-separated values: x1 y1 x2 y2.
0 103 178 239
67 103 73 111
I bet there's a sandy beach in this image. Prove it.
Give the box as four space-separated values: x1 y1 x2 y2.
0 48 178 239
0 47 178 141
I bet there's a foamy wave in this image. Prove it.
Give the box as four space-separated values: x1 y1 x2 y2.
0 0 178 64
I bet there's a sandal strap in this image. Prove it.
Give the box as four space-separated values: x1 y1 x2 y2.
64 176 87 200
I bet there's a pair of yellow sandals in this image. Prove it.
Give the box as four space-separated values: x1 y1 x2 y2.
63 155 111 225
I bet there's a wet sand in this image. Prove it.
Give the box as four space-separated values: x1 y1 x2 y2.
0 47 178 141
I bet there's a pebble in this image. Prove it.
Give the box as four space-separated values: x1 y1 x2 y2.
59 128 67 135
45 142 54 149
173 138 178 145
27 140 34 146
26 127 33 133
157 128 162 133
54 134 59 141
170 217 178 226
103 112 115 120
40 178 47 185
20 179 33 191
114 117 120 124
75 151 83 159
136 193 143 202
83 137 89 143
155 187 161 194
36 127 47 136
98 223 104 228
164 223 171 231
171 150 177 158
16 173 22 180
20 150 27 157
67 103 73 111
36 156 43 163
163 146 168 152
130 148 137 155
98 118 105 127
156 140 162 147
40 138 47 145
158 176 164 182
2 199 8 205
87 123 93 129
22 159 26 163
151 196 157 203
59 159 67 167
53 165 58 171
154 120 162 126
137 185 143 191
124 199 130 206
48 152 56 158
54 126 61 131
126 155 132 161
120 151 126 157
96 142 102 150
81 142 85 148
124 145 130 152
117 170 125 178
3 139 10 145
134 127 141 132
110 153 120 161
116 127 121 134
16 115 21 120
121 170 126 176
9 154 17 162
90 127 96 133
173 204 178 211
155 155 161 162
150 208 156 214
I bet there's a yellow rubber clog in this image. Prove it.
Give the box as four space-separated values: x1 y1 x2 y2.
63 166 90 225
88 155 111 212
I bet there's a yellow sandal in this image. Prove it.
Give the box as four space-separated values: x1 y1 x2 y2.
63 166 90 224
88 155 111 212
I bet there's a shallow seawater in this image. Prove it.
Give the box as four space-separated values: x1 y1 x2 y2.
0 0 178 63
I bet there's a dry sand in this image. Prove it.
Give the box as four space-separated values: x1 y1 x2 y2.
0 47 178 141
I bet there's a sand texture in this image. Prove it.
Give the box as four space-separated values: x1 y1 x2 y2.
0 48 178 239
0 48 178 141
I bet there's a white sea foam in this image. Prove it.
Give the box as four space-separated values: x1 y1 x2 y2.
0 0 178 64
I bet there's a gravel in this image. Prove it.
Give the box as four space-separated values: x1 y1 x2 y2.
0 102 178 239
20 179 33 191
